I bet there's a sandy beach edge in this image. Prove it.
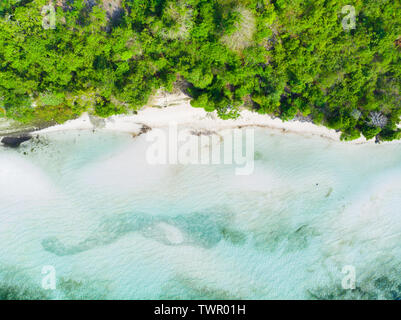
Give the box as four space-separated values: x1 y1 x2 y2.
28 91 401 145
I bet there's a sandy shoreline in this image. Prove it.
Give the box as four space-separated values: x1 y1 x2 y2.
12 90 397 145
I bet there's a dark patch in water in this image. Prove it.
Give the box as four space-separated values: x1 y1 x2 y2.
325 187 333 198
308 272 401 300
58 277 110 300
308 284 378 300
41 237 71 256
220 226 247 245
0 267 50 300
0 283 50 300
169 213 223 248
42 212 155 255
42 210 246 256
373 276 401 300
160 275 242 300
0 265 110 300
286 225 319 252
254 151 265 161
252 222 318 253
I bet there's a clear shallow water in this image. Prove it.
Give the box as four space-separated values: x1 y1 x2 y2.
1 128 401 299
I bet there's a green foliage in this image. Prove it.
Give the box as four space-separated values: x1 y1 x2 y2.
0 0 400 140
379 129 401 142
94 100 126 118
340 128 361 141
360 125 382 140
216 104 240 120
190 93 210 109
38 92 65 107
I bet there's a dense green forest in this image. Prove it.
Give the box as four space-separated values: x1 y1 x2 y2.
0 0 400 141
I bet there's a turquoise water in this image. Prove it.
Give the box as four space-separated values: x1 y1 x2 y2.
1 128 401 299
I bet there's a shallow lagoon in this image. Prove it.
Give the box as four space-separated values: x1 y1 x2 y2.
1 128 401 299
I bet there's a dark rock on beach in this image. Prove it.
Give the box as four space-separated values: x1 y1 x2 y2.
140 124 152 135
132 124 152 138
1 134 32 148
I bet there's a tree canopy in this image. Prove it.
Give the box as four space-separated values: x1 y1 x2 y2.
0 0 400 140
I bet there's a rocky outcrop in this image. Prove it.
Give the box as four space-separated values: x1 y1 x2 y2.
1 134 32 148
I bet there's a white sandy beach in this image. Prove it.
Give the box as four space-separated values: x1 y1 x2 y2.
33 90 400 145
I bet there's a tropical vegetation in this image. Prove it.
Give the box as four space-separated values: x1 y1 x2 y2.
0 0 400 141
